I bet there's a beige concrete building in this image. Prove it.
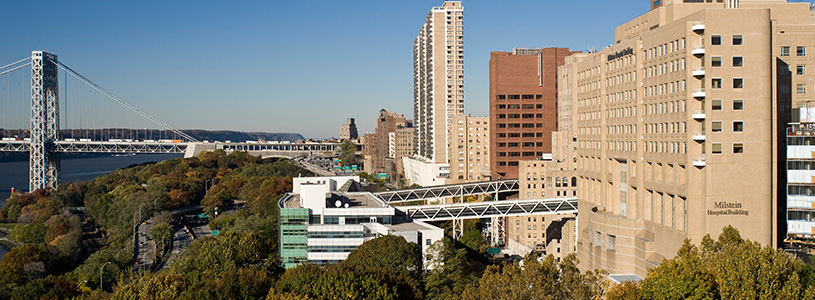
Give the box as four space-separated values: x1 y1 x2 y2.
506 132 579 259
449 115 491 184
556 0 815 279
405 0 464 186
391 126 416 178
412 0 464 164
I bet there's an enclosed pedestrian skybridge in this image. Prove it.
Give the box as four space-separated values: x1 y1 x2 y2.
374 179 520 203
400 197 578 221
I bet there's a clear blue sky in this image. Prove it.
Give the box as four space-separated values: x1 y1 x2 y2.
1 0 652 139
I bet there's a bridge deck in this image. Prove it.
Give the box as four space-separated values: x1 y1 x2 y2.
0 140 187 153
0 141 349 154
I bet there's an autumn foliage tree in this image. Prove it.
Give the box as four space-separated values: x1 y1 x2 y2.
636 226 815 299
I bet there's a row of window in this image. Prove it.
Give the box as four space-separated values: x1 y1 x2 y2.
710 56 743 67
497 132 544 138
711 143 744 154
496 113 544 119
307 231 364 239
644 58 685 78
497 142 543 147
498 151 540 157
644 122 683 134
780 46 807 57
495 104 544 109
710 121 744 133
710 99 744 110
789 210 815 222
496 123 545 128
643 37 687 61
710 34 743 46
495 94 543 100
710 78 744 89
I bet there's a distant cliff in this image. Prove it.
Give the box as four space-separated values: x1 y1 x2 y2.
182 130 305 143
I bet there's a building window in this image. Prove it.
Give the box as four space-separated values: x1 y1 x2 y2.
733 57 743 67
733 78 743 89
798 46 807 56
497 95 506 100
798 84 807 94
711 35 721 45
712 99 722 110
711 56 722 67
607 235 616 252
734 143 744 154
712 121 722 132
799 65 807 75
712 78 722 89
732 35 743 45
733 121 744 132
712 143 722 154
782 46 791 56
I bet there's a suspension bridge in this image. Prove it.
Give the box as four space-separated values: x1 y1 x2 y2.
0 51 345 192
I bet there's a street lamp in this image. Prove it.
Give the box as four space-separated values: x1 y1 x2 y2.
205 179 211 195
153 198 159 211
76 279 88 289
100 261 111 291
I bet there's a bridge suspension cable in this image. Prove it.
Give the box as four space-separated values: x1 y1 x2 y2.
0 57 31 71
53 61 199 142
0 62 31 77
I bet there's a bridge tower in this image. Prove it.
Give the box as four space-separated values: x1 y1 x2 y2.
29 51 60 191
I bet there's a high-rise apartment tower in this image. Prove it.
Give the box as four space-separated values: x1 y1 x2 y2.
413 1 464 164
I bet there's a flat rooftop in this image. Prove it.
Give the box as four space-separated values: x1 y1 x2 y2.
281 192 389 209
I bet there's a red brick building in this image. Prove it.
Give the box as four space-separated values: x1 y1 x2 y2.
490 48 578 179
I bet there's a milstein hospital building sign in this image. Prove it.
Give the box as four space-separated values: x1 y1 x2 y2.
708 201 749 216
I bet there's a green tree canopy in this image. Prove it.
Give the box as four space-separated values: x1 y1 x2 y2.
640 225 815 299
460 253 607 300
343 235 423 280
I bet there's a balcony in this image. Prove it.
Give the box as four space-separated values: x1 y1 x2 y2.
692 88 706 98
692 110 706 119
693 131 706 141
692 45 705 55
693 154 706 167
692 67 705 77
691 22 705 32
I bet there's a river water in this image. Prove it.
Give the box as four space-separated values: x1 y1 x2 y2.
0 153 182 204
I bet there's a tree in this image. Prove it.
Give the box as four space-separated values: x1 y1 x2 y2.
640 225 814 299
0 243 50 287
459 253 606 300
423 238 480 300
342 235 423 280
339 140 359 166
276 263 423 300
606 281 641 300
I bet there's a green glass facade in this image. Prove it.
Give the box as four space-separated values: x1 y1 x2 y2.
280 208 309 269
